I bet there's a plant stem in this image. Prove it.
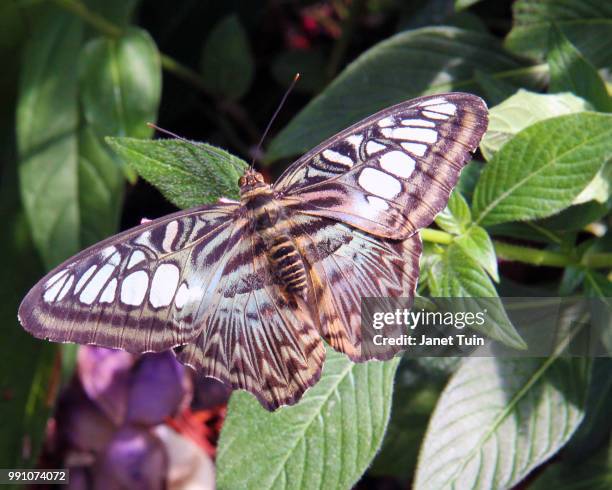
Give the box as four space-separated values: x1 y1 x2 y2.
422 228 612 269
53 0 121 37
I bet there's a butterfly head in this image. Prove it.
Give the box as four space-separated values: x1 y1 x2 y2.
239 168 270 199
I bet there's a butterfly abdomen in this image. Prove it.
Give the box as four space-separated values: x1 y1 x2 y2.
268 234 308 299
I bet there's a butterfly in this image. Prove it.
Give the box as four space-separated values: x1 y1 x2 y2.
19 93 488 410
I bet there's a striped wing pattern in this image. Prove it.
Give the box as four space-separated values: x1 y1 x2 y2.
19 92 488 410
177 224 325 410
19 204 238 352
276 93 488 239
291 215 422 361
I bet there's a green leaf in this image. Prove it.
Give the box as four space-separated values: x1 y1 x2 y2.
79 28 162 139
547 24 612 112
505 0 612 68
414 357 590 489
435 190 471 235
200 15 254 100
106 137 247 208
267 27 539 161
78 27 162 244
473 112 612 226
16 9 83 268
480 90 590 161
428 244 525 349
217 349 399 489
455 225 499 281
78 127 124 247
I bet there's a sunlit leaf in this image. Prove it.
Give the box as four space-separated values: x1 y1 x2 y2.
217 349 399 489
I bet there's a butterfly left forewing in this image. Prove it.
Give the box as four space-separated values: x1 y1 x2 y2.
19 203 240 352
290 214 421 361
275 93 488 239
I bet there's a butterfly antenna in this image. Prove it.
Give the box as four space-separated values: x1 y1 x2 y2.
250 73 300 169
147 122 201 148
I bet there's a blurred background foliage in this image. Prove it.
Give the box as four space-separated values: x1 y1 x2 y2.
0 0 611 488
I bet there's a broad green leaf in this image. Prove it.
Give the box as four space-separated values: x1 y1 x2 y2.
428 244 525 349
267 27 539 161
480 90 589 161
217 349 399 490
435 190 471 235
473 112 612 226
106 137 247 208
200 15 254 100
415 356 590 490
16 9 83 268
505 0 612 68
78 127 124 247
456 160 483 202
79 28 161 139
455 225 499 281
78 27 162 245
547 25 612 112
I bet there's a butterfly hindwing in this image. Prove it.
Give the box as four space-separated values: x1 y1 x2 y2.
177 226 325 410
290 214 422 361
276 93 488 239
18 203 239 352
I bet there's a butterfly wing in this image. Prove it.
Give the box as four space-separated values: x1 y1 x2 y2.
275 93 488 239
290 214 421 361
18 203 240 352
177 226 325 410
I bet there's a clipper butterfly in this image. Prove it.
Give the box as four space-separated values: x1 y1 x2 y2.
19 93 488 410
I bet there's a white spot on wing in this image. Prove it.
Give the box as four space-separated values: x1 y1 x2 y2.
378 117 394 127
74 265 97 293
57 275 74 301
428 103 456 115
127 250 146 269
419 97 447 106
45 270 68 289
322 149 353 167
381 127 438 143
100 278 117 303
80 264 115 305
44 274 68 303
401 119 435 128
163 221 179 252
175 283 189 309
423 110 449 120
401 142 428 156
367 195 389 211
366 141 386 155
379 151 416 178
134 231 152 247
358 168 401 199
121 270 149 306
149 264 180 308
346 134 363 149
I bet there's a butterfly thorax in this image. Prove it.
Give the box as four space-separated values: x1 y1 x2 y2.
240 170 308 300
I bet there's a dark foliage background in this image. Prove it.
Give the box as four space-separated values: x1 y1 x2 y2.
1 0 611 488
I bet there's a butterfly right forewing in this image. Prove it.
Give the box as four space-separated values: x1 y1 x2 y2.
276 93 488 239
